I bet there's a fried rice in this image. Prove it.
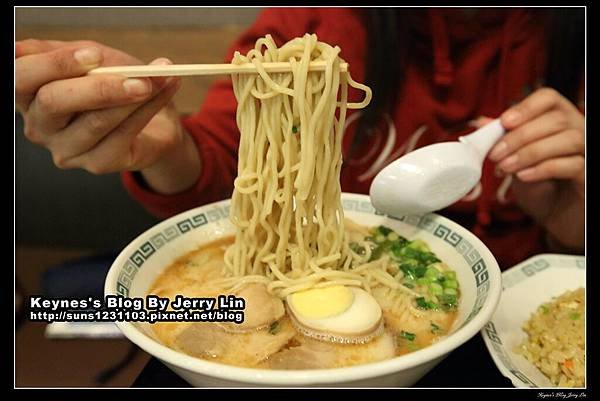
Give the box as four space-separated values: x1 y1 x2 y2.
514 287 585 387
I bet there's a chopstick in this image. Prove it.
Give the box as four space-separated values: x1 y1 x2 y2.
88 61 349 78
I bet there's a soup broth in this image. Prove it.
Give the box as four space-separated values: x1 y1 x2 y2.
148 223 459 369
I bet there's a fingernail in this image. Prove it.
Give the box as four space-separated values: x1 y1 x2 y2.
477 116 494 126
489 141 507 161
151 58 172 66
499 154 519 171
74 47 103 67
517 167 536 180
123 78 151 97
503 110 521 126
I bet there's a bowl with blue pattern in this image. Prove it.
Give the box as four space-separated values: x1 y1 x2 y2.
105 193 502 387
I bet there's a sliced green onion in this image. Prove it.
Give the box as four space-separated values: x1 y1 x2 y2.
430 322 443 334
375 234 386 243
440 293 457 307
443 287 458 296
399 331 416 341
268 321 281 335
349 242 366 255
415 266 428 278
416 297 430 309
292 125 298 134
429 282 443 296
376 226 393 236
425 267 441 280
443 279 458 289
570 313 581 320
443 271 457 280
407 239 429 252
400 264 416 280
415 296 439 310
387 232 399 241
416 277 430 286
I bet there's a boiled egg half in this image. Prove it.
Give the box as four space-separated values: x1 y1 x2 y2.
286 285 383 344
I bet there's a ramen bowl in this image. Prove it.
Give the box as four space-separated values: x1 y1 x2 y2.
105 193 502 387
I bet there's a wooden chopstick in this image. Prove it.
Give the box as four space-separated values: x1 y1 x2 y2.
88 62 349 78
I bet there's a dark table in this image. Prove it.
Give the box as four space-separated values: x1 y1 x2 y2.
133 333 512 387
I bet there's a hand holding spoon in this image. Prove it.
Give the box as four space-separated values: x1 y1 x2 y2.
369 119 505 217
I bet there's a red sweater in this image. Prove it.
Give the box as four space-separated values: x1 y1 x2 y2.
122 8 572 270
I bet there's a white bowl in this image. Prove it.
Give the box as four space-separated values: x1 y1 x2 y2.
481 254 585 388
105 193 502 387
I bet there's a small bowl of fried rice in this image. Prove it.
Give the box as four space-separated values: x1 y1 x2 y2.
481 253 585 388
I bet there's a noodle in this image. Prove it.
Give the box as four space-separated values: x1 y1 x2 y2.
222 34 408 298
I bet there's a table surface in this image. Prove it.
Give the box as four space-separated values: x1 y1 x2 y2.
132 332 512 388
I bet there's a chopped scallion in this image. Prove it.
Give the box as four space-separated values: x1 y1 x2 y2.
430 322 443 334
416 277 430 286
268 321 281 335
399 331 416 341
443 287 458 296
443 279 458 289
429 282 443 296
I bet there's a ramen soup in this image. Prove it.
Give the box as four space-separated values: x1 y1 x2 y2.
148 223 460 369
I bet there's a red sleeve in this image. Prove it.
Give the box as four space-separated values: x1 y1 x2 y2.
122 8 365 219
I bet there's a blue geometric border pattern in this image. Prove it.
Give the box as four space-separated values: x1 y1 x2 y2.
502 258 550 290
177 213 209 233
116 212 214 296
483 322 537 387
150 226 180 250
522 258 550 277
503 255 584 290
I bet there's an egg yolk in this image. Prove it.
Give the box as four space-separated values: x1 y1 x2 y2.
287 285 354 319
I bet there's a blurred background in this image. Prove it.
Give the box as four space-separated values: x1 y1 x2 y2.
15 7 261 387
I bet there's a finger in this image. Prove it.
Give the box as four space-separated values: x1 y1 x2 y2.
468 116 494 129
145 57 175 90
30 74 152 124
500 87 568 130
16 39 68 58
498 129 584 174
39 60 174 156
28 57 172 132
47 76 172 161
16 39 107 58
48 103 143 164
63 78 181 173
16 45 104 109
489 110 569 161
515 155 585 183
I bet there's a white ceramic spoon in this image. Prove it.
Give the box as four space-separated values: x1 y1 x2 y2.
369 119 505 217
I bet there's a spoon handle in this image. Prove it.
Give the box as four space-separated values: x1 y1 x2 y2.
458 119 505 162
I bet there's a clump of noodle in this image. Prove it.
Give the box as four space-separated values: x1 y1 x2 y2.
220 34 413 299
